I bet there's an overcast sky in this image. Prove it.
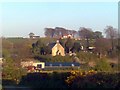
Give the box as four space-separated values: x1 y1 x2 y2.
0 1 118 37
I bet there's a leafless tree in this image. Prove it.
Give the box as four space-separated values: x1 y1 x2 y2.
78 27 94 49
44 28 55 38
94 38 111 58
104 26 118 50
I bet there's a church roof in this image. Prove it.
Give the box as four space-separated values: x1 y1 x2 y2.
48 40 64 49
48 42 56 49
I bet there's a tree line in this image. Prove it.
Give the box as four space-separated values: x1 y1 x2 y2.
32 38 82 56
31 25 119 58
44 26 118 39
44 27 77 38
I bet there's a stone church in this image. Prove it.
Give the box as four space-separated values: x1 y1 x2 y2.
52 40 65 56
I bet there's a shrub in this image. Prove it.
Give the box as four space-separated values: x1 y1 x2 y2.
65 70 120 88
76 52 98 62
94 58 112 72
36 55 73 62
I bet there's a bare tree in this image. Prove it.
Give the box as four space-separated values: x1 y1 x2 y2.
71 30 77 38
104 26 118 50
44 28 55 38
54 27 65 37
94 38 111 58
54 27 69 37
105 26 117 39
78 27 93 39
78 27 94 49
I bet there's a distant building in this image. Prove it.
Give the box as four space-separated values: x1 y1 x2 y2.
33 62 45 69
29 32 40 39
0 57 2 60
81 46 84 50
21 61 34 68
87 46 95 53
0 57 3 64
21 60 45 72
30 36 40 39
52 40 65 56
62 34 73 39
88 46 95 50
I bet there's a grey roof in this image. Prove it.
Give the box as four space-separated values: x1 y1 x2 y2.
45 62 80 66
48 41 64 49
48 42 56 49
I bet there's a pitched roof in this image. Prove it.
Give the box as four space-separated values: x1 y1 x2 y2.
48 42 56 49
48 41 64 49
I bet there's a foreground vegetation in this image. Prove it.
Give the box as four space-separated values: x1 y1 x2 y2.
2 71 120 89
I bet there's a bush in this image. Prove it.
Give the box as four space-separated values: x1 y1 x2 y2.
2 58 27 84
35 55 73 62
65 70 120 88
94 58 112 72
19 72 69 88
76 52 98 62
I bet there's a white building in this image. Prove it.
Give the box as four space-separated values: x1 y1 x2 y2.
21 61 45 69
0 58 3 64
33 62 45 69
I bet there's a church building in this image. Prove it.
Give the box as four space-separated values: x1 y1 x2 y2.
52 40 65 56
